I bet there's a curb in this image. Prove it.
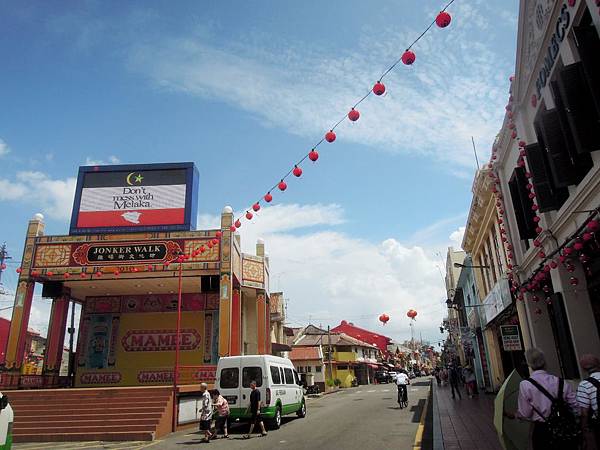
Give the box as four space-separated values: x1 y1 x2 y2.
412 380 431 450
432 382 444 450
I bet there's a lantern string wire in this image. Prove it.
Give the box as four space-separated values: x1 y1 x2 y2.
226 0 457 225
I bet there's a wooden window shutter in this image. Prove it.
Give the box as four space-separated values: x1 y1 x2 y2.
536 108 589 187
573 24 600 117
550 81 593 184
508 169 536 241
556 62 600 153
524 142 568 212
547 292 579 379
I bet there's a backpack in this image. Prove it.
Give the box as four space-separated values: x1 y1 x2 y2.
585 377 600 429
527 377 581 447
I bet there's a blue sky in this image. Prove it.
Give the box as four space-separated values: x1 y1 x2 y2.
0 0 518 343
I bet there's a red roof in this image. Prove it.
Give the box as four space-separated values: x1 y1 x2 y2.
331 321 392 354
289 346 322 361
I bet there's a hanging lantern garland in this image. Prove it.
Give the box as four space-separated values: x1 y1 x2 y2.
12 2 458 283
225 2 457 232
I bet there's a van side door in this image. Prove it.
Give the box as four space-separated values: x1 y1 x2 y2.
241 364 265 416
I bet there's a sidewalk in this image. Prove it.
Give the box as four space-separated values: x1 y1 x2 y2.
432 382 503 450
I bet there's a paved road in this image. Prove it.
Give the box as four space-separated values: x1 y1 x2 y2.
14 379 431 450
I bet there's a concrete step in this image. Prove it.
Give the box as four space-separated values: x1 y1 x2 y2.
11 400 169 408
15 412 162 420
14 424 156 434
14 406 166 415
13 431 155 443
14 418 160 428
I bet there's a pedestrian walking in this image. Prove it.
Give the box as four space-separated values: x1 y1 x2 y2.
440 367 448 386
434 367 441 386
505 348 580 450
463 365 477 398
211 389 230 439
243 380 267 439
448 364 462 399
198 383 214 443
577 354 600 450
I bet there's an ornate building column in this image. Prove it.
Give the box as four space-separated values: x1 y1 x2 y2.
4 214 45 381
42 293 70 383
218 207 233 357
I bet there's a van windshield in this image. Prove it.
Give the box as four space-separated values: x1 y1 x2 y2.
220 368 239 389
242 367 263 387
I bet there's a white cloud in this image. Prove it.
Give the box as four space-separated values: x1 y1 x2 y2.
0 171 77 220
0 138 9 157
203 202 449 343
449 226 466 249
85 155 121 166
128 2 513 170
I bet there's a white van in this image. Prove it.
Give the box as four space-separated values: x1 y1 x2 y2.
216 355 306 429
0 392 13 450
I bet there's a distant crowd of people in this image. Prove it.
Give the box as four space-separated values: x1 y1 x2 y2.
433 363 478 399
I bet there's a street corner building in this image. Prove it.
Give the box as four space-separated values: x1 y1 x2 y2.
446 0 600 393
0 162 274 442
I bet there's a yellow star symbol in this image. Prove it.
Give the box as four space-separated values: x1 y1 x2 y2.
134 174 144 183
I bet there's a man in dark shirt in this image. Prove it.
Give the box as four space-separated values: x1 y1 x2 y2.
448 364 462 400
244 380 267 439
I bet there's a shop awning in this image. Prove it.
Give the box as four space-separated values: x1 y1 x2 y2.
272 342 292 352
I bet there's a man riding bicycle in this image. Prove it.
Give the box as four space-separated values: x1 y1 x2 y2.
396 369 410 408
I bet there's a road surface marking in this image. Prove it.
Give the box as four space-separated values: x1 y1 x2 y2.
412 385 430 450
382 389 390 392
367 390 376 393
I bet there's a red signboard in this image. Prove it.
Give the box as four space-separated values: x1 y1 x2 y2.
121 329 201 352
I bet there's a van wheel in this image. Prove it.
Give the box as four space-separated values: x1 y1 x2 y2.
296 400 306 418
270 405 282 430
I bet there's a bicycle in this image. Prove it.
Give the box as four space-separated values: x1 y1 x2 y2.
397 384 408 409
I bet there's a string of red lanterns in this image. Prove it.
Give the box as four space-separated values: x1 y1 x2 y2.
13 2 457 281
227 1 456 232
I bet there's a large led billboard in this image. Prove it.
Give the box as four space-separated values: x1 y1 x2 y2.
70 162 198 235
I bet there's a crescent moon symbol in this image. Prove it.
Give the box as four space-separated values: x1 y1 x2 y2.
126 172 135 186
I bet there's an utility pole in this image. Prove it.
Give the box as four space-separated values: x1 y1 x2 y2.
327 326 333 383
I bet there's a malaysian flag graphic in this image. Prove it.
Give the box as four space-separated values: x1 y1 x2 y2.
76 169 187 228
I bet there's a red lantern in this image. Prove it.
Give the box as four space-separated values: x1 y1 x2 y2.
80 272 87 278
46 271 54 277
532 204 539 211
587 220 600 232
538 251 546 259
402 50 416 65
264 192 273 203
533 216 541 223
379 314 390 325
563 246 573 255
583 232 593 241
348 109 360 121
234 219 242 228
216 231 223 238
435 11 452 28
278 180 287 191
16 267 22 274
63 272 70 279
95 271 102 278
246 211 253 220
373 81 386 96
407 309 417 319
573 241 584 251
550 260 558 269
147 265 154 271
132 267 139 272
536 227 543 234
325 131 336 143
252 203 260 212
293 166 303 177
212 238 218 246
533 239 541 247
230 225 237 232
199 245 206 253
518 140 526 147
114 270 120 277
309 149 319 162
207 241 213 249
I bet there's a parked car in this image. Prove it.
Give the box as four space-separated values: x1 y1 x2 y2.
374 370 391 384
408 371 416 379
216 355 306 430
388 371 398 382
414 369 422 377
